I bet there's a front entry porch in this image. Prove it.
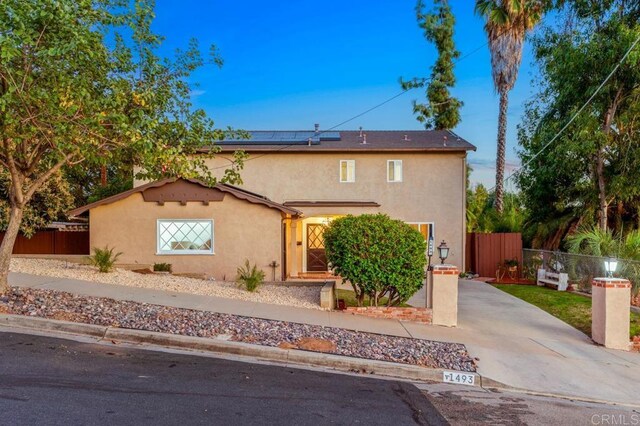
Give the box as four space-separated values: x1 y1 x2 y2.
286 215 342 279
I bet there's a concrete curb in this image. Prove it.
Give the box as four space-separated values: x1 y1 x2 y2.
0 314 109 338
0 313 473 385
4 313 639 407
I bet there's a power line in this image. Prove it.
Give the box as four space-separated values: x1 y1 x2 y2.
489 32 640 192
212 40 489 170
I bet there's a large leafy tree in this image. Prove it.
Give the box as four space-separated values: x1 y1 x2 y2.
402 0 462 130
0 0 245 291
475 0 548 212
517 0 640 246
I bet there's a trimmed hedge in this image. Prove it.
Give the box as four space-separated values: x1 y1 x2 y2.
324 214 427 306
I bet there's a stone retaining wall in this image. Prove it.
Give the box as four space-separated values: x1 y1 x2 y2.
344 307 432 324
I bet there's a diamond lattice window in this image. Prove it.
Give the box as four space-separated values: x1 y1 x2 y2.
157 220 213 254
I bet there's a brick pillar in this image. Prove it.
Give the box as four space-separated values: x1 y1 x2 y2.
430 265 459 327
592 278 631 351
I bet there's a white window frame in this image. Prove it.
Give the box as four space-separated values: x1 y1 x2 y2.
339 160 355 183
387 160 403 183
156 219 214 255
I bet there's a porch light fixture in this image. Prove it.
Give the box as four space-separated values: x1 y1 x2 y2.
604 258 618 278
437 240 449 264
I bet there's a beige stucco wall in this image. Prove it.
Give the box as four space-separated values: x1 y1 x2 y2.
89 193 283 281
592 283 631 350
193 151 467 270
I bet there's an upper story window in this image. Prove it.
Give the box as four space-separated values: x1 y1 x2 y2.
340 160 355 183
157 219 214 255
387 160 403 182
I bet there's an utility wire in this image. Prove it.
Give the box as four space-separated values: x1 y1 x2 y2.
212 40 489 170
488 33 640 192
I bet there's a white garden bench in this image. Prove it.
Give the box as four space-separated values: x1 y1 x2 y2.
537 269 568 291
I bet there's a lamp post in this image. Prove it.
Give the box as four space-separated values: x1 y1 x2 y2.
437 240 449 265
604 258 618 278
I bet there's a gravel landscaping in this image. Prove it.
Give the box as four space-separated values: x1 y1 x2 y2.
0 287 477 372
10 258 321 310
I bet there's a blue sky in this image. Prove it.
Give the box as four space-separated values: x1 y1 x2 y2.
152 0 541 187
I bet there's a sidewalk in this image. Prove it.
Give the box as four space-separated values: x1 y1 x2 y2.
8 272 640 405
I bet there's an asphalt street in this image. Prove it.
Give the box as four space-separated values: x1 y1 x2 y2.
1 330 637 425
0 331 446 425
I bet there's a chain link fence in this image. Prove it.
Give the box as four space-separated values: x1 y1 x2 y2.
522 249 640 294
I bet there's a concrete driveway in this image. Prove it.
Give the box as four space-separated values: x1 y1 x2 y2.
404 280 640 405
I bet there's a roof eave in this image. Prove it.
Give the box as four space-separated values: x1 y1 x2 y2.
68 178 300 218
200 146 476 154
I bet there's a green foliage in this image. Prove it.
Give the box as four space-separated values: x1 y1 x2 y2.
335 289 411 308
517 1 640 243
504 258 519 267
153 263 172 273
566 226 640 295
89 246 122 273
401 0 462 129
0 0 248 288
324 214 427 307
567 226 640 261
566 226 618 257
236 260 265 292
0 170 74 238
64 162 134 206
466 184 525 233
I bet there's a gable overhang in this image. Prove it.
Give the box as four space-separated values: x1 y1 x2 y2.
68 178 301 218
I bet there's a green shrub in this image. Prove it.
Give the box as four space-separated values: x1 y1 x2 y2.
89 246 122 273
324 214 427 306
236 260 265 292
153 263 172 273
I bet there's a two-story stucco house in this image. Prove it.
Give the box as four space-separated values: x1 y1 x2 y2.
69 129 475 282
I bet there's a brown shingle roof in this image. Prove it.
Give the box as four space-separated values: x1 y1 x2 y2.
209 130 475 153
68 178 301 217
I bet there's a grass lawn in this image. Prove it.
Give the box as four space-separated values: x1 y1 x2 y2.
335 289 411 308
494 284 640 339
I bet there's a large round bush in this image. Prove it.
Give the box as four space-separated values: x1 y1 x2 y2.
324 214 427 306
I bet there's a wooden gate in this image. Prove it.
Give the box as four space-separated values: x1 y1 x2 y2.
466 233 522 278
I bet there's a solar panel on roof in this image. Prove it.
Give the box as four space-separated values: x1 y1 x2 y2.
319 131 341 141
217 130 341 145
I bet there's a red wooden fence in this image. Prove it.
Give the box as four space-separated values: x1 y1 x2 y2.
0 231 89 255
466 232 522 278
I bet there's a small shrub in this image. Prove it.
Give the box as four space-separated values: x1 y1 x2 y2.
504 258 519 268
89 246 122 273
153 262 172 273
236 260 265 292
324 214 427 306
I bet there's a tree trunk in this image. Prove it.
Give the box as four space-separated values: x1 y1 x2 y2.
494 90 509 213
0 205 24 293
614 201 624 234
100 165 107 187
596 89 621 231
595 148 608 230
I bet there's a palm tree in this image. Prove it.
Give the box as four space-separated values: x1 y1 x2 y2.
475 0 545 212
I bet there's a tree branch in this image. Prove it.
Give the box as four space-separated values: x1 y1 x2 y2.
23 154 74 202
